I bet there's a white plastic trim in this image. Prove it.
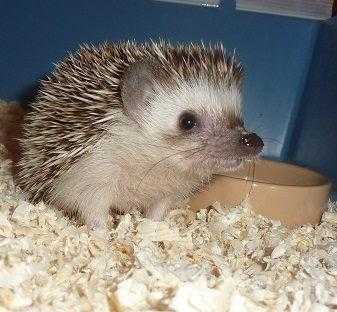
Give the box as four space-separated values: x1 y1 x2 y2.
236 0 334 20
153 0 220 8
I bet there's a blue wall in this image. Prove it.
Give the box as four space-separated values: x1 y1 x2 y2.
0 0 319 159
288 16 337 198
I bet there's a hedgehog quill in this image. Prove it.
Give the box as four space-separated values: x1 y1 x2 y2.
17 41 264 228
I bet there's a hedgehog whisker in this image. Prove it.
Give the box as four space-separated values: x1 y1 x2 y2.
157 145 207 180
155 147 207 196
260 137 282 145
135 145 206 192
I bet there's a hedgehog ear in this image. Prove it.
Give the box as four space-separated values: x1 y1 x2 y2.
121 60 158 116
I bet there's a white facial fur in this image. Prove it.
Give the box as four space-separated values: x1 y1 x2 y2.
140 78 242 138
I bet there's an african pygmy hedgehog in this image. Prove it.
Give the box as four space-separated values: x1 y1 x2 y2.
17 40 263 228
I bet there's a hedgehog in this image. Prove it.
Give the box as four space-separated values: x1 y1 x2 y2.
17 40 264 228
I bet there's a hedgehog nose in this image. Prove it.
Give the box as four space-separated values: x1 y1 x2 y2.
239 133 264 153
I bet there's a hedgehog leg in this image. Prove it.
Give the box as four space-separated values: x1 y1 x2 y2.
76 192 111 229
146 197 176 221
50 183 111 229
84 213 108 230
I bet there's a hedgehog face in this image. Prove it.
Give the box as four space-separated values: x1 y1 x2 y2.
121 58 263 177
139 80 263 175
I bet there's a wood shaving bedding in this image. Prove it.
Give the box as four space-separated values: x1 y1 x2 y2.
0 130 337 311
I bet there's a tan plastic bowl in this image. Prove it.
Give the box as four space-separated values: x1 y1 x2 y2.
189 159 332 227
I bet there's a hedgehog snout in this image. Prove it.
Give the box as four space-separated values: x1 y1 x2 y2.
204 128 264 162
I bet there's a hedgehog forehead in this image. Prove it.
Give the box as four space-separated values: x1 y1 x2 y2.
155 78 241 117
142 78 242 136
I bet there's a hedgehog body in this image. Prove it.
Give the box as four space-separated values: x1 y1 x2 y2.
17 41 262 228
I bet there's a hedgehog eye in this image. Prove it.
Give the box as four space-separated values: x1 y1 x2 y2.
178 111 198 131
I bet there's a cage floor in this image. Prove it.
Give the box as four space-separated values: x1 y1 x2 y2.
0 101 337 312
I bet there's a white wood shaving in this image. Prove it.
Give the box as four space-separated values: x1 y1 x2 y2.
0 141 337 312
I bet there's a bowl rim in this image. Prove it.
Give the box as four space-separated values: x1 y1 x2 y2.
214 159 332 189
